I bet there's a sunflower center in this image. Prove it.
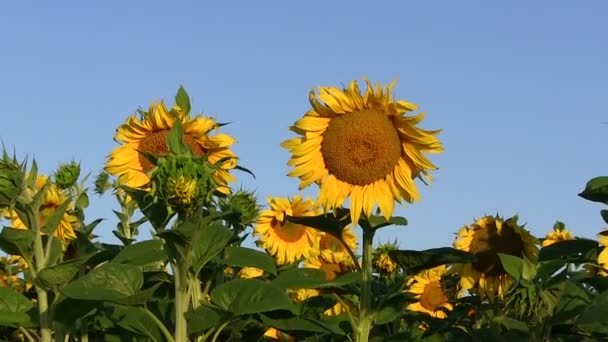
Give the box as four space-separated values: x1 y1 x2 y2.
137 130 205 171
472 224 526 276
420 282 448 311
273 221 306 243
320 110 402 186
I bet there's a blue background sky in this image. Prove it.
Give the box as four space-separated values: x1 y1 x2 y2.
1 1 607 250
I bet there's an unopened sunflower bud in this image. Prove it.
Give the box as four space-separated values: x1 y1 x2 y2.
54 161 81 189
0 154 25 209
94 171 112 195
221 189 260 228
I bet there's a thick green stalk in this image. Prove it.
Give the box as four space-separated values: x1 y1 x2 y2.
31 210 52 342
357 228 375 342
173 259 189 342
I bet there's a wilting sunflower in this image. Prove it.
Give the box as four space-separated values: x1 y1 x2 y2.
253 195 322 265
105 101 237 194
4 175 78 243
542 221 574 247
282 79 443 226
405 265 453 319
453 215 539 299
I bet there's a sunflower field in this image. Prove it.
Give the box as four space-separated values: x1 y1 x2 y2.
1 82 607 342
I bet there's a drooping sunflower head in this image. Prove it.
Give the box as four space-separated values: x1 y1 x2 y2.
105 99 237 195
453 215 539 299
253 195 322 265
282 79 443 227
542 221 574 247
405 265 453 319
372 241 400 276
4 175 78 244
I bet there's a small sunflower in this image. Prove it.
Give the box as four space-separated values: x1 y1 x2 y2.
5 175 78 243
282 79 443 226
405 265 453 319
542 221 574 247
372 241 399 275
105 101 237 194
453 215 539 299
253 195 322 265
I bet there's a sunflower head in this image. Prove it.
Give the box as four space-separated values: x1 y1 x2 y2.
282 78 443 227
53 160 81 190
405 265 453 319
106 89 237 195
372 241 399 276
253 195 322 265
453 215 539 299
542 221 574 247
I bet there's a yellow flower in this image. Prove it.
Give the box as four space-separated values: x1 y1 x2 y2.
542 221 574 247
238 267 264 279
453 215 539 299
405 265 453 319
263 327 294 341
317 226 358 265
5 175 78 243
253 195 322 265
105 101 237 194
282 79 443 226
373 253 398 275
0 256 29 292
597 229 608 275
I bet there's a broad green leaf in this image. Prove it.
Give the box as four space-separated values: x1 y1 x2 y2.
579 176 608 204
389 247 475 275
539 238 598 262
115 283 163 306
273 268 360 289
0 227 35 259
53 297 99 325
552 280 591 322
186 304 227 334
260 315 345 335
536 259 566 283
38 254 96 289
175 85 191 115
191 222 233 276
602 210 608 225
41 199 71 236
62 262 143 301
0 287 36 327
576 289 608 334
211 278 295 315
107 304 166 342
360 215 407 231
522 256 537 281
113 239 166 265
223 246 277 275
76 191 89 209
287 208 350 241
498 253 523 282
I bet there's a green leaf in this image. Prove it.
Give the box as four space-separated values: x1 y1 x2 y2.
52 297 99 326
107 304 166 341
539 238 598 262
191 221 233 276
536 259 566 283
223 246 277 275
260 315 345 335
211 278 296 315
273 268 360 289
522 256 537 281
175 85 191 115
498 253 523 282
62 262 143 301
494 316 529 333
601 210 608 225
552 280 591 322
41 198 71 235
576 289 608 334
287 209 351 241
0 227 35 259
579 176 608 204
115 283 163 306
0 287 36 327
360 215 407 231
76 191 89 209
186 304 227 334
38 254 96 289
113 239 166 266
388 247 475 275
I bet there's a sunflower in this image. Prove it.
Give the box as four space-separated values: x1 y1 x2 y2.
405 265 453 319
542 221 574 247
4 175 78 243
372 240 399 275
282 79 443 227
453 215 539 299
597 229 608 275
105 101 237 195
0 255 29 292
317 226 358 265
253 195 322 265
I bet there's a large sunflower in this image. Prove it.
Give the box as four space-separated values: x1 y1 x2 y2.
105 101 237 195
253 195 322 265
4 175 78 243
282 79 443 226
453 215 539 299
405 265 453 319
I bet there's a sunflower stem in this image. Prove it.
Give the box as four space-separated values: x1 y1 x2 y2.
172 258 189 342
32 215 52 342
357 227 375 342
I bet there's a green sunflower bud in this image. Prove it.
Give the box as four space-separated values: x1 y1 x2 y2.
220 189 260 229
94 171 112 195
0 152 25 209
54 160 81 189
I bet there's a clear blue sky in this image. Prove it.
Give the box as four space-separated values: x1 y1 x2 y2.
1 1 607 250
